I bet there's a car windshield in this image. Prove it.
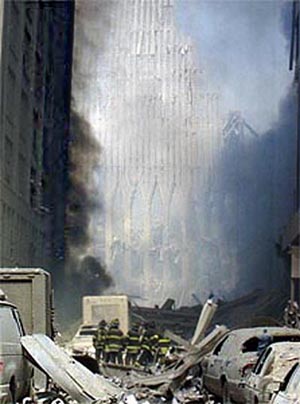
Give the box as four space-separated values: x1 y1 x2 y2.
79 330 96 336
0 306 22 343
253 347 272 375
286 364 300 394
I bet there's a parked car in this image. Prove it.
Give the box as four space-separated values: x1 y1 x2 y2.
244 342 300 403
271 362 300 404
202 327 300 403
65 324 97 357
0 296 32 403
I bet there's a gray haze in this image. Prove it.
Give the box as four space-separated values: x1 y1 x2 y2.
175 0 296 298
69 0 296 307
175 0 291 131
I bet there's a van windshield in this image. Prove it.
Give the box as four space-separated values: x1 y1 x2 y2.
0 306 21 343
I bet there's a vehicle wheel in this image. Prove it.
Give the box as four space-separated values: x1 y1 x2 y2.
9 376 17 404
47 395 68 404
49 398 67 404
222 380 231 404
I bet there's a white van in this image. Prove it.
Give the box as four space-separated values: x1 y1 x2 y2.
0 299 32 403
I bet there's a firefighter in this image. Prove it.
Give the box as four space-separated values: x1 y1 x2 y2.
104 318 124 364
93 320 107 361
124 324 140 366
156 334 171 365
284 300 300 328
257 329 273 354
138 322 156 366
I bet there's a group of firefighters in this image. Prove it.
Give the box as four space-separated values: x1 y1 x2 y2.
93 318 171 367
283 300 300 329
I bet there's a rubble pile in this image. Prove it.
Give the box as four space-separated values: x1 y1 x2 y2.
132 289 287 339
213 289 287 327
21 290 291 404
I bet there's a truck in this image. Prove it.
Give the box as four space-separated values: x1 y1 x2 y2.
82 295 130 333
0 268 54 389
0 296 32 403
0 268 54 337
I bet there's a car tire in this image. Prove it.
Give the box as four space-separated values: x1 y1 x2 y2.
9 375 17 404
48 396 68 404
222 380 231 404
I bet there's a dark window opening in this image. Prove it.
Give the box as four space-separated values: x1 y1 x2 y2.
30 167 37 208
279 363 299 392
213 335 229 355
241 337 259 353
253 347 272 375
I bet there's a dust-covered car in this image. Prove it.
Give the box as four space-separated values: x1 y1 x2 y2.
202 327 300 403
0 298 32 403
244 342 300 404
65 324 97 357
271 362 300 404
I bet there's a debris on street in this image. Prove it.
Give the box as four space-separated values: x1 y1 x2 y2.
21 334 122 403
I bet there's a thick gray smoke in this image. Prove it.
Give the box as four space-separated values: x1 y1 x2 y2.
58 1 116 321
62 108 113 320
66 109 101 249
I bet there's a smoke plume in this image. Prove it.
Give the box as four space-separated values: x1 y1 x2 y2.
62 108 113 320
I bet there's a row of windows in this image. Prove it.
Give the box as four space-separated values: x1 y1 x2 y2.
3 134 27 192
3 134 41 210
0 201 45 266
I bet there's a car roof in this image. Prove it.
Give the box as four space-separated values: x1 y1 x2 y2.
267 341 300 352
0 300 17 309
261 342 300 381
74 324 97 336
230 327 300 340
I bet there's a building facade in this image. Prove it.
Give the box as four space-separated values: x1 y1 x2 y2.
0 0 73 277
72 0 221 305
281 0 300 303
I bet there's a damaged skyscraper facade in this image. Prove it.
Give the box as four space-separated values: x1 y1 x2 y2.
72 0 221 305
0 1 73 276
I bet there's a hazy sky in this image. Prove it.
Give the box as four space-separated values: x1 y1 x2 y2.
175 0 293 132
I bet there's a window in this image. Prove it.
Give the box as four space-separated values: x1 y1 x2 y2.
21 90 29 117
4 136 13 184
12 308 25 336
241 337 259 353
0 306 21 343
18 153 27 196
6 67 16 109
213 335 229 355
30 167 37 208
25 7 33 24
253 347 272 375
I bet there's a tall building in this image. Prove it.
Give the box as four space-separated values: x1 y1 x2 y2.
0 1 74 277
281 0 300 303
72 0 220 305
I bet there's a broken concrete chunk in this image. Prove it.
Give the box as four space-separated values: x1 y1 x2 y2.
21 334 121 403
191 299 218 346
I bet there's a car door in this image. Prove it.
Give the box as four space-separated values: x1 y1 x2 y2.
228 336 260 402
204 334 233 397
0 305 31 402
246 346 273 403
224 335 247 400
272 363 300 404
